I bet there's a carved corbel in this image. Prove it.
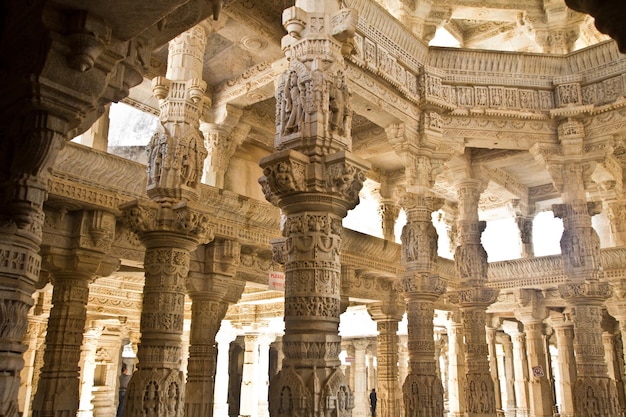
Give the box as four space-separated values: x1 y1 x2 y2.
65 11 112 72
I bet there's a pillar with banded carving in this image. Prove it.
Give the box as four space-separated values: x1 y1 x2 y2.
399 193 446 417
260 2 368 416
448 170 498 417
120 24 213 417
368 301 404 417
185 239 244 417
32 210 119 417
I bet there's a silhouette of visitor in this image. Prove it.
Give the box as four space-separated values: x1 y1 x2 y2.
117 364 131 417
369 388 377 417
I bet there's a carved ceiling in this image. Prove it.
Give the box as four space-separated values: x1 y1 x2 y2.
129 0 624 220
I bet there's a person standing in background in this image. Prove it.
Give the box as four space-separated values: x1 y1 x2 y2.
369 388 377 417
117 364 131 417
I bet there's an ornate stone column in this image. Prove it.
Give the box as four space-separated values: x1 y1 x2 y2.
548 311 576 417
0 5 146 413
485 325 502 416
398 192 446 417
446 312 466 417
185 239 244 417
398 336 409 390
32 210 119 417
498 334 516 417
258 334 277 417
199 105 248 188
120 24 213 417
18 314 46 417
260 2 367 416
213 322 237 417
532 115 620 417
368 301 404 417
513 290 553 417
78 327 103 417
351 339 370 417
502 321 529 417
448 168 498 417
240 333 261 417
514 215 534 258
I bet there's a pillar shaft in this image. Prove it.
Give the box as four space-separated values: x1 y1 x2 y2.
500 338 516 415
213 323 237 417
522 323 553 417
185 240 242 417
261 3 366 416
446 317 466 417
450 176 498 417
352 340 370 417
240 335 261 417
486 328 502 414
369 303 403 417
549 313 576 417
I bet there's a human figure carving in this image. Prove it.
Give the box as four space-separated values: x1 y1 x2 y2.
283 71 303 135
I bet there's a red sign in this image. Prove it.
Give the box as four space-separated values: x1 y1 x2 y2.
269 271 285 291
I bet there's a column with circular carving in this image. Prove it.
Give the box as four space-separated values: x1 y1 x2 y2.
260 2 368 416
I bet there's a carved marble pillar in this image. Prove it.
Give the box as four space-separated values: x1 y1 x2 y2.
602 200 626 247
498 334 516 417
378 200 400 242
240 334 261 417
32 210 118 417
602 329 626 413
258 334 276 417
0 5 146 413
548 311 576 417
185 239 243 417
449 173 498 417
120 24 213 417
19 316 46 417
199 105 248 188
513 290 553 417
213 322 237 417
514 215 534 258
368 302 403 417
79 104 110 151
485 327 502 416
446 313 466 417
398 336 408 390
352 339 370 417
397 190 446 417
78 327 103 417
260 2 367 416
502 321 529 417
555 200 620 417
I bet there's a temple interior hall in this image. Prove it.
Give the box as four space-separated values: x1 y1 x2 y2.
1 1 626 417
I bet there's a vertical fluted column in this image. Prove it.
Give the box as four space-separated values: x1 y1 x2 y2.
398 193 446 417
352 339 370 417
185 240 243 417
485 327 502 415
18 316 46 417
446 313 466 417
213 322 237 417
260 3 367 416
368 302 403 417
502 322 529 417
513 289 553 417
449 174 498 417
77 327 103 417
499 336 516 417
240 334 260 417
120 23 212 417
548 311 576 417
258 334 276 417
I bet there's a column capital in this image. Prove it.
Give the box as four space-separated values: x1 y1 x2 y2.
121 199 214 248
367 300 405 322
